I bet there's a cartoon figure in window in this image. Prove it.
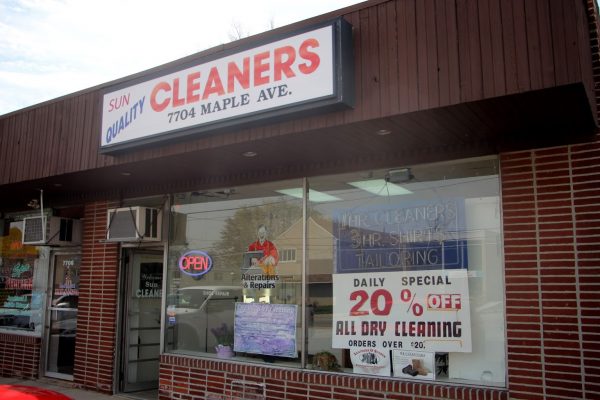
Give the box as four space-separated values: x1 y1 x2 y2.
248 224 278 275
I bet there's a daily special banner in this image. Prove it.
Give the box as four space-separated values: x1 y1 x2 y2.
332 269 471 353
100 20 352 151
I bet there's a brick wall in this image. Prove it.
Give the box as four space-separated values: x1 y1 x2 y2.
73 201 119 393
500 7 600 399
158 355 508 400
0 333 41 378
500 138 600 400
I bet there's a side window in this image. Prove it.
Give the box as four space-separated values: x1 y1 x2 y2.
166 180 303 365
0 222 48 335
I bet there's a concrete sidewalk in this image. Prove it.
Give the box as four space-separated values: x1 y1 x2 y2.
0 377 142 400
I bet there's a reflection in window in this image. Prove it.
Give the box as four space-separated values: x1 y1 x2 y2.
307 156 505 385
164 156 506 386
279 249 297 263
0 222 48 334
166 180 303 365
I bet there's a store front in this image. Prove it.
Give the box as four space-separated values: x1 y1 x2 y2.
1 1 599 399
0 215 82 380
164 156 505 387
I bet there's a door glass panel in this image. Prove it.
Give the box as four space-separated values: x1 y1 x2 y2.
46 253 80 377
123 252 162 392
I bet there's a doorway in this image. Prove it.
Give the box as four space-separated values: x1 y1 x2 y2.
119 249 163 394
45 251 81 380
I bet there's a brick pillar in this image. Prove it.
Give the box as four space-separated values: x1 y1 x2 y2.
73 201 119 393
500 135 600 400
494 2 600 398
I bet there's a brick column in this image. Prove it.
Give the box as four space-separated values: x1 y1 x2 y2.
73 201 119 393
500 135 600 400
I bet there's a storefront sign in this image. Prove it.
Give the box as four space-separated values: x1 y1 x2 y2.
233 302 297 357
178 250 213 277
100 19 353 152
333 199 468 273
332 269 472 352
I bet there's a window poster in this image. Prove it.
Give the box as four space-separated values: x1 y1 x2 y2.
54 255 80 297
392 350 436 381
350 346 391 377
333 199 468 273
332 269 471 353
241 224 281 290
234 302 297 358
138 262 162 298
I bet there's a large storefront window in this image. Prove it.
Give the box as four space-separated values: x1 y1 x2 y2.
166 179 304 365
164 156 506 386
0 221 49 335
307 156 505 385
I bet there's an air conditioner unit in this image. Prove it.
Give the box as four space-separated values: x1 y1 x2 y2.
22 216 82 246
106 206 161 242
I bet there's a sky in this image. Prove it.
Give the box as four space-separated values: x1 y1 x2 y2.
0 0 363 116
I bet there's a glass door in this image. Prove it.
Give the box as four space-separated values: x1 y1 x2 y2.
121 250 163 392
45 252 81 380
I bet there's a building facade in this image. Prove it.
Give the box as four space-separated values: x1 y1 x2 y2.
0 1 599 399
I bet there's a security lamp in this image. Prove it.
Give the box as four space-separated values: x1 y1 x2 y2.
385 168 414 184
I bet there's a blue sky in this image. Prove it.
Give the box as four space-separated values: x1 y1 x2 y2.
0 0 363 116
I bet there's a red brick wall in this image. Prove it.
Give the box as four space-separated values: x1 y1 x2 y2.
500 138 600 400
0 333 40 378
158 355 508 400
73 201 119 393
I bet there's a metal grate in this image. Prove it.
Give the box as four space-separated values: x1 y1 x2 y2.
22 216 45 243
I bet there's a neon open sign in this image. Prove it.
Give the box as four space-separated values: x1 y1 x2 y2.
178 250 213 277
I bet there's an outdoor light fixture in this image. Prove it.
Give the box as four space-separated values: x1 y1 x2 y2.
276 188 341 202
385 167 414 183
348 179 412 196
